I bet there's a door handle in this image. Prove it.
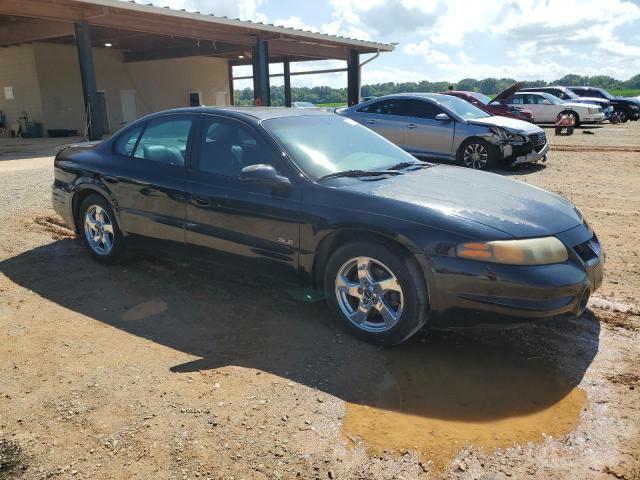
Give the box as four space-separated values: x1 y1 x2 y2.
192 197 211 207
407 124 417 129
366 120 376 124
103 175 118 183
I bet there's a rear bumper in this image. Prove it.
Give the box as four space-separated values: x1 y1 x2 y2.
420 222 604 327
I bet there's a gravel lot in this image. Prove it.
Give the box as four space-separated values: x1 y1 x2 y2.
0 123 639 480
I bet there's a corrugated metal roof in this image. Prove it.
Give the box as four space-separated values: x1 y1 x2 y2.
78 0 394 52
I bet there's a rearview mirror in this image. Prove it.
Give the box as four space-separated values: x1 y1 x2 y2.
435 113 451 122
240 164 291 186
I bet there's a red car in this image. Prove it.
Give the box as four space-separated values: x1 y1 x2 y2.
439 82 534 123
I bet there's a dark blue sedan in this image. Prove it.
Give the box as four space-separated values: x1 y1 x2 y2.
52 107 604 345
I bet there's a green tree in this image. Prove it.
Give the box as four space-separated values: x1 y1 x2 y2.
479 78 497 95
455 78 478 91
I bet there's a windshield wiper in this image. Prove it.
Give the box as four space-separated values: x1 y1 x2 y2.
388 161 428 171
317 169 402 181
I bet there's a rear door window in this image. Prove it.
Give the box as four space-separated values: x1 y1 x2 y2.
357 99 409 116
114 124 143 157
132 115 194 166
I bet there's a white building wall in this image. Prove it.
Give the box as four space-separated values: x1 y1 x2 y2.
0 44 44 132
28 42 231 136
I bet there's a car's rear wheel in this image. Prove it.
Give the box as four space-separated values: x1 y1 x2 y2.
324 241 428 346
79 194 126 264
458 138 496 170
615 109 628 123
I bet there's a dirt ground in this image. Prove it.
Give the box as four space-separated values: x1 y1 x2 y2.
0 123 639 480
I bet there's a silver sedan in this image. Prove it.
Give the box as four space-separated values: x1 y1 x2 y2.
336 93 548 170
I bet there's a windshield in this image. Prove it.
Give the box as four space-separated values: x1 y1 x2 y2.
262 115 418 181
559 88 579 100
435 95 490 119
598 89 615 100
468 92 492 105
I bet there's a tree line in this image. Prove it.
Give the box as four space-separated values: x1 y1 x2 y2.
233 73 640 106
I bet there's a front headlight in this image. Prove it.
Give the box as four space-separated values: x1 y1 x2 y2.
588 108 600 114
630 104 640 110
489 126 526 143
457 237 568 265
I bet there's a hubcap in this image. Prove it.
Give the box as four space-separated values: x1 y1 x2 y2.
463 143 488 169
84 205 114 255
335 256 404 333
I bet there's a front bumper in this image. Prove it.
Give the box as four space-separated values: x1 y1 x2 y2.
581 113 606 123
422 222 604 327
501 141 548 165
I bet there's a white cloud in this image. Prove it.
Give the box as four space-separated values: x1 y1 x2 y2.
273 16 320 32
403 40 450 63
129 0 267 21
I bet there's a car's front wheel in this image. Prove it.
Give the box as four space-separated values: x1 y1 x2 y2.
324 241 429 346
79 194 127 264
458 138 496 170
614 109 628 123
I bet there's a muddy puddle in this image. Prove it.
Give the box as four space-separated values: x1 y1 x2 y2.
341 337 586 470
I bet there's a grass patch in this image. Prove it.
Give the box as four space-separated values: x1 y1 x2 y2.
609 89 640 97
317 102 347 108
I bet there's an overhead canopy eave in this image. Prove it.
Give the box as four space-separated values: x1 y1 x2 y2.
0 0 395 62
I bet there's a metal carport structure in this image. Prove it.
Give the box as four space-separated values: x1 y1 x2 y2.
0 0 394 139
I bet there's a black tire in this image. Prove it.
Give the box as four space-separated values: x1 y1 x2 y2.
78 194 127 264
324 240 429 346
457 138 497 170
614 109 628 123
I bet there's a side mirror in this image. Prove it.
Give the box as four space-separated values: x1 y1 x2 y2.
435 113 451 122
240 164 291 186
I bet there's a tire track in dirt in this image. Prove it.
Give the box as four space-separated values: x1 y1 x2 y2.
551 145 640 152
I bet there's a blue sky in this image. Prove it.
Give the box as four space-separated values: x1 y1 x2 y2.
121 0 640 88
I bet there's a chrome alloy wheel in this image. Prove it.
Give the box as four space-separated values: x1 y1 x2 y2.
463 142 488 169
84 205 115 255
335 256 404 333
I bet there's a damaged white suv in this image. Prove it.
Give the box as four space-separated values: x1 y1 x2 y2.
504 92 605 125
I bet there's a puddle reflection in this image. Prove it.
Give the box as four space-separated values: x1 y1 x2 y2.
341 340 586 469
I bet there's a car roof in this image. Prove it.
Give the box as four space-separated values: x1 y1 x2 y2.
147 106 333 120
440 90 474 95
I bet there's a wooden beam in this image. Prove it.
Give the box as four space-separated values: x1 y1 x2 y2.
0 19 74 46
90 12 258 46
123 43 245 62
268 39 349 60
0 0 84 21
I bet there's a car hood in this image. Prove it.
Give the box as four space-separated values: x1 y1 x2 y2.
340 165 581 238
493 81 525 102
576 96 609 105
467 115 542 134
